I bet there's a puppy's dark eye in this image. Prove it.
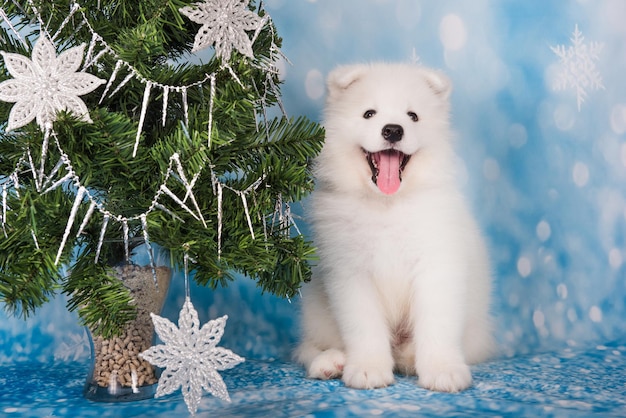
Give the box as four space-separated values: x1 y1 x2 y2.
363 109 376 119
408 111 419 122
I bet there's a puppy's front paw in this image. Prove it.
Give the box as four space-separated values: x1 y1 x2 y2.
342 360 394 389
308 349 346 380
417 362 472 392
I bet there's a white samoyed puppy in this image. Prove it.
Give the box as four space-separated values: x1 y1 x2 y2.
295 63 494 392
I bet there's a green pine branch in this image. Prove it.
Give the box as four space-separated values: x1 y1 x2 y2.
0 0 324 336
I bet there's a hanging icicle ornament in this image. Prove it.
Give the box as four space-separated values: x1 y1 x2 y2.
133 81 153 157
0 36 105 131
55 185 86 265
140 298 244 415
162 85 170 127
0 8 27 47
216 182 224 259
207 74 216 148
140 214 159 284
1 183 7 234
98 60 122 104
179 0 265 61
94 213 109 263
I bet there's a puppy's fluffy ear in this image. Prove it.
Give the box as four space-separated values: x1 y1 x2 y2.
421 69 452 100
327 65 368 96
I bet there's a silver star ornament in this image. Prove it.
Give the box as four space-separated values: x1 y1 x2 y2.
180 0 264 61
140 297 244 415
0 37 105 131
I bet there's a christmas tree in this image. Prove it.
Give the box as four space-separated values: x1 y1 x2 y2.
0 0 324 338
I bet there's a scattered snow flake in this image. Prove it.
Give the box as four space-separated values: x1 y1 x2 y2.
550 24 604 111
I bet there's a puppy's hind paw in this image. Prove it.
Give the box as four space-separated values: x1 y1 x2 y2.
417 362 472 393
308 349 346 380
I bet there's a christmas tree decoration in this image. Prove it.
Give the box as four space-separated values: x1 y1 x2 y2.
179 0 264 60
0 0 323 350
140 297 244 415
0 36 105 131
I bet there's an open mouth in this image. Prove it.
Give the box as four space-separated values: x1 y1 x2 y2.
364 149 411 195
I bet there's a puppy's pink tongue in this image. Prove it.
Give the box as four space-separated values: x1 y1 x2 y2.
376 150 402 195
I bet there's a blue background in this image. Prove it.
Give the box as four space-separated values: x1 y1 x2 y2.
1 1 626 415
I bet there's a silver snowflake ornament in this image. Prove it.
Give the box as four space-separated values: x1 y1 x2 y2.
180 0 264 61
550 24 604 111
0 37 105 131
140 297 244 415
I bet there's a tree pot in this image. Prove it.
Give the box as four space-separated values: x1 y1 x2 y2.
83 263 171 402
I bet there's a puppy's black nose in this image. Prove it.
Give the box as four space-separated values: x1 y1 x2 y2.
382 124 403 143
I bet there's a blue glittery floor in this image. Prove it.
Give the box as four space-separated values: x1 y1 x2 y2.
2 341 626 417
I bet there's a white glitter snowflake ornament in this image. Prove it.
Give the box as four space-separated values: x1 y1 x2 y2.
180 0 264 61
140 297 244 415
0 37 105 131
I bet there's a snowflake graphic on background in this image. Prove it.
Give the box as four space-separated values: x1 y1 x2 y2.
180 0 264 61
140 297 244 416
0 37 105 131
550 24 604 111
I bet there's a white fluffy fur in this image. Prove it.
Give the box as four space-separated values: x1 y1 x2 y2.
295 63 494 392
